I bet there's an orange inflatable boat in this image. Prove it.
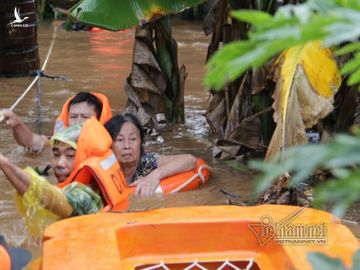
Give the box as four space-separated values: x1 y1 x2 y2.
32 205 359 270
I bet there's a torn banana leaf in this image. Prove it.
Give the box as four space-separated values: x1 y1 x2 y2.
266 41 341 159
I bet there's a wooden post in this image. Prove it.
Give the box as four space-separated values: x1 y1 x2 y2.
0 0 40 77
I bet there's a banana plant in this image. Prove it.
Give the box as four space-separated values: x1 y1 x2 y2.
202 0 277 160
205 0 360 158
204 4 360 267
67 0 205 125
68 0 205 31
265 41 341 159
204 0 360 207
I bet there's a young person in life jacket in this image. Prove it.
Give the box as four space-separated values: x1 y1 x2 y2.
0 117 126 219
0 92 112 153
105 114 203 196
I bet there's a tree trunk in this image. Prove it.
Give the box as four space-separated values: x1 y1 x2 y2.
0 0 40 77
125 16 186 127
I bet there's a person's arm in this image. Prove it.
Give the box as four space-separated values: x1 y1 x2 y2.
130 154 197 196
0 152 73 218
0 153 31 195
1 109 48 151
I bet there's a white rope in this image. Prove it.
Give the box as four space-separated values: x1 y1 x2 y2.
0 25 58 123
41 25 57 71
245 258 254 270
184 260 208 270
218 259 241 270
139 258 255 270
141 260 170 270
169 164 212 194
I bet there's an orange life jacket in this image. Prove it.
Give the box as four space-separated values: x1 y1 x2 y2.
54 92 112 133
0 246 10 270
57 118 128 209
56 118 211 211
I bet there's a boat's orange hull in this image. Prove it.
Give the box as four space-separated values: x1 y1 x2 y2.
36 205 359 270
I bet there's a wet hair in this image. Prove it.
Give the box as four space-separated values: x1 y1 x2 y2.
104 113 145 155
68 92 103 119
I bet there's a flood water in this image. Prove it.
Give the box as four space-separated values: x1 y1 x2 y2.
0 21 252 256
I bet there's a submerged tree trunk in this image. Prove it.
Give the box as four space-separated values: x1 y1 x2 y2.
0 0 40 77
125 16 186 127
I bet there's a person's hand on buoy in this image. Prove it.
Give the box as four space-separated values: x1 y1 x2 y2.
0 109 21 128
129 169 161 196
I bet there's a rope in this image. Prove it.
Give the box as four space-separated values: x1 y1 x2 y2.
142 260 170 270
184 260 208 270
218 259 241 270
0 25 58 123
245 258 254 270
169 164 212 194
36 70 43 133
141 258 255 270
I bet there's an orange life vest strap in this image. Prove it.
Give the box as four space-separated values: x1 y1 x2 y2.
60 151 128 209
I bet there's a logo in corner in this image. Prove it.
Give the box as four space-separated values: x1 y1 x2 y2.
248 207 327 246
8 7 29 27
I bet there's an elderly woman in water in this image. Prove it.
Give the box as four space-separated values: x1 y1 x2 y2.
105 114 198 196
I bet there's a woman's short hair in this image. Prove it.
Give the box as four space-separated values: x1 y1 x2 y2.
104 113 145 155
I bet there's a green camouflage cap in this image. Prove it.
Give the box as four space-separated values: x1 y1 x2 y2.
50 123 82 149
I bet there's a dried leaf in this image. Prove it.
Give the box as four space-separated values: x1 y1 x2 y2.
224 73 251 137
266 41 341 159
206 93 226 134
202 0 226 36
219 145 241 160
334 85 359 132
225 118 262 149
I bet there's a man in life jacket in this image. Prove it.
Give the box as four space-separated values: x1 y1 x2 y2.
0 117 126 223
0 235 31 270
0 92 112 153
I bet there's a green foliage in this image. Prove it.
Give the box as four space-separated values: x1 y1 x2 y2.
308 250 360 270
68 0 205 31
250 133 360 216
204 0 360 90
203 0 360 268
204 0 360 219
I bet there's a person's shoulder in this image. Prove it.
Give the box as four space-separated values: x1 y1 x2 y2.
138 152 159 170
141 152 159 160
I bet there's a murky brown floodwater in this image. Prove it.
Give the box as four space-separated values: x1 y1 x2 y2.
0 20 253 257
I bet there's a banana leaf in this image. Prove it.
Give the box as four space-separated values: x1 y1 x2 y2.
69 0 205 31
266 41 341 159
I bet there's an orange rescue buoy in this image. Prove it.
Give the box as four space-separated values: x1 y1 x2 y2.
110 158 211 211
